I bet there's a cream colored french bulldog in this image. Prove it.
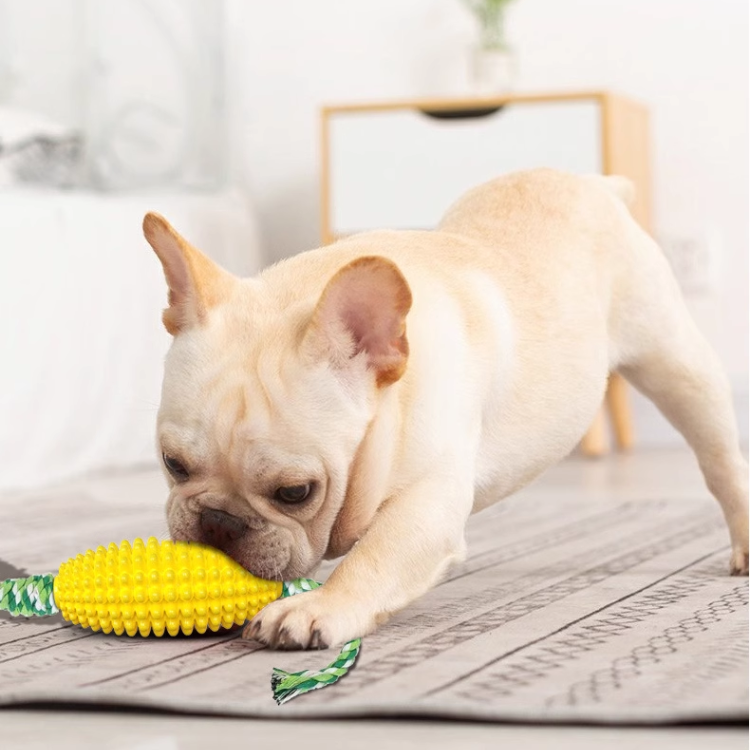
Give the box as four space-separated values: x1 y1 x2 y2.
143 168 749 650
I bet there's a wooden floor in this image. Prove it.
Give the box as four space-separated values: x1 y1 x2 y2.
3 448 747 750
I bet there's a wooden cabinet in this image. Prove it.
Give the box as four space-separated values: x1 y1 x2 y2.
321 91 651 242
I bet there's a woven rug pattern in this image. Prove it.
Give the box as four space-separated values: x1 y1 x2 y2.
0 491 746 723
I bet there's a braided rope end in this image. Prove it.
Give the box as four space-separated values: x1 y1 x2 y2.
0 574 58 617
271 637 362 705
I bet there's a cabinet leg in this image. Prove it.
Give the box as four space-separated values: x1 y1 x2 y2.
580 405 609 458
606 371 634 451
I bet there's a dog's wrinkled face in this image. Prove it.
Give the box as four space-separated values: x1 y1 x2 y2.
143 213 411 580
158 317 374 579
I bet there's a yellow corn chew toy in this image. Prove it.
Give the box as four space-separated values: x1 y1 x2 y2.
54 537 283 637
0 536 362 704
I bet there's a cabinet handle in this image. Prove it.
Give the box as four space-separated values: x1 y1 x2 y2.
418 105 505 120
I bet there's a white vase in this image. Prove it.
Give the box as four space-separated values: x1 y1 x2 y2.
470 47 516 95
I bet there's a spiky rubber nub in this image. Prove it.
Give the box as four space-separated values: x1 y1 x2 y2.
53 537 283 637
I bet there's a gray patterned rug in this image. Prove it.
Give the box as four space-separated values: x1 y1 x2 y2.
0 491 747 723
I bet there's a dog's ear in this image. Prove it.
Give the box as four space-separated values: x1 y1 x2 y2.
305 256 412 387
143 212 233 335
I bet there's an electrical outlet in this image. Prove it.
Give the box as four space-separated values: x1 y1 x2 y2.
658 232 721 296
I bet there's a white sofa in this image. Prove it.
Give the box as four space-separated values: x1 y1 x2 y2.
1 188 264 491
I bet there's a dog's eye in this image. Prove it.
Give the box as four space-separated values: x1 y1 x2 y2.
163 453 189 482
273 484 312 504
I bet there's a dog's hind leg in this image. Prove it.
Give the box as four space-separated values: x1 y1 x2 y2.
611 227 748 575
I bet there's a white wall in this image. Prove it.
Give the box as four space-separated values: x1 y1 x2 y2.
2 1 746 451
225 0 748 444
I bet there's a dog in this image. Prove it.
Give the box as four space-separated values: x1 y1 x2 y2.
143 168 749 650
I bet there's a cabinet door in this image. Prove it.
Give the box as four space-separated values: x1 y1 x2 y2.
329 100 602 236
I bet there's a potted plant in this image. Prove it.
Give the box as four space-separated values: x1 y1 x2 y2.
462 0 518 93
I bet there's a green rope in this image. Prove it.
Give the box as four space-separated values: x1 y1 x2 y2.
271 637 362 705
271 577 362 705
0 574 58 617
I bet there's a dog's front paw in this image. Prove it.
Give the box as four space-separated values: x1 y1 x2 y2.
242 588 373 650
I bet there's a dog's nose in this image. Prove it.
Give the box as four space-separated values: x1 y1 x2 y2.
199 509 248 548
